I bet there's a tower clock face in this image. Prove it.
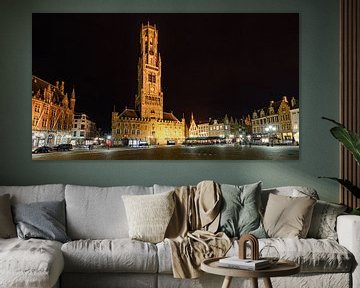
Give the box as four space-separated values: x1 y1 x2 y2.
150 87 154 92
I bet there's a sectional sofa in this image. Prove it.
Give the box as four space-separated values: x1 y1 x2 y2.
0 183 359 288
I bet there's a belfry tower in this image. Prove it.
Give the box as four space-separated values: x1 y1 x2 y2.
135 22 163 120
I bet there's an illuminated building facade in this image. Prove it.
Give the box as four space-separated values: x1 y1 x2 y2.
112 23 186 145
187 114 250 144
251 96 299 143
72 113 97 145
32 75 75 148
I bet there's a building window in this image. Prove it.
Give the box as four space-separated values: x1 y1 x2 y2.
80 131 85 137
148 73 156 83
81 124 85 130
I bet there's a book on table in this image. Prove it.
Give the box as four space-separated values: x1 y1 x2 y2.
218 257 271 270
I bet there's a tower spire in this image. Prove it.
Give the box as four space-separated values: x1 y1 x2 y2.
70 87 76 112
135 23 163 120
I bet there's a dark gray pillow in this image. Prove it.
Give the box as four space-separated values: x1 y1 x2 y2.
0 194 16 238
12 200 70 243
218 182 266 238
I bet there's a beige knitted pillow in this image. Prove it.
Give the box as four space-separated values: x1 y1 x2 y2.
122 191 175 243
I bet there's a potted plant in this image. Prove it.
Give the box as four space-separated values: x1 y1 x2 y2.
319 117 360 215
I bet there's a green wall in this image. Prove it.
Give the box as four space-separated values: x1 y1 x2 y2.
0 0 340 202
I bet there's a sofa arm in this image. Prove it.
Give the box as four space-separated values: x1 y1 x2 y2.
337 215 360 288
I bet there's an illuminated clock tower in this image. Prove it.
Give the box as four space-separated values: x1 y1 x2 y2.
135 22 163 120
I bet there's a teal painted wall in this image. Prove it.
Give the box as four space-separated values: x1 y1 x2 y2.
0 0 340 202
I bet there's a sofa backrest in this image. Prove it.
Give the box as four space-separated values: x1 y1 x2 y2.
65 184 154 239
261 186 319 212
0 184 65 204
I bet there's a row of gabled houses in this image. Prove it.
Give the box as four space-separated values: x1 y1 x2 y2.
187 96 299 145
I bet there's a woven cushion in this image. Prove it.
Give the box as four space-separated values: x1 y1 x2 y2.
122 191 175 243
308 200 347 240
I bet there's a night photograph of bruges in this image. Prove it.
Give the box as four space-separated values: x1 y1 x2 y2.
32 13 299 160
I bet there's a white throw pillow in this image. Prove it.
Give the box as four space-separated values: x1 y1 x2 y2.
122 191 175 243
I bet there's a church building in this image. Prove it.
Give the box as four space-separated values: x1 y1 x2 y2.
112 23 186 146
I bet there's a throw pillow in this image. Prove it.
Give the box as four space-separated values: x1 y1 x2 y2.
12 200 70 243
263 193 316 238
122 191 175 243
307 200 347 240
0 194 16 238
218 182 266 238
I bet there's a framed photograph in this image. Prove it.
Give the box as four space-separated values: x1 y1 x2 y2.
32 13 299 160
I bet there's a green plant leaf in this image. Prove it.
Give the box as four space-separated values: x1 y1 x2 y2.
330 126 360 165
322 117 360 165
318 177 360 198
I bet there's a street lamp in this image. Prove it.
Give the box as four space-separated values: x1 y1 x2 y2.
265 125 276 146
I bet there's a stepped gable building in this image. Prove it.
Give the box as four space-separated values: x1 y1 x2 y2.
187 113 251 144
251 96 299 143
32 75 75 148
112 22 186 146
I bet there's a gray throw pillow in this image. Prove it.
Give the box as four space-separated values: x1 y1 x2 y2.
307 200 347 240
0 194 17 238
12 200 70 243
218 182 266 238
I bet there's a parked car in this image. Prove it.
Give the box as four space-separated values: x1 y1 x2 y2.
32 146 52 154
53 144 73 151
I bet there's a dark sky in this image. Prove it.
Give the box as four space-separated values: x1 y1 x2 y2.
32 13 299 132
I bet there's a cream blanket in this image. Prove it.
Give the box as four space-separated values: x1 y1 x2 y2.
165 181 231 278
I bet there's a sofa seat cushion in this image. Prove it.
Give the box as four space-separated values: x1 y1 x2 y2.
0 238 64 288
228 238 354 273
157 238 353 274
61 239 158 273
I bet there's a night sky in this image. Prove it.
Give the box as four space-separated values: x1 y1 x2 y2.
32 13 299 132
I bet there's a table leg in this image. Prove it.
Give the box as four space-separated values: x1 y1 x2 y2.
221 276 233 288
263 277 273 288
251 278 258 288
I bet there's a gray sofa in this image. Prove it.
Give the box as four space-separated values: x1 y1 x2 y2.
0 184 359 288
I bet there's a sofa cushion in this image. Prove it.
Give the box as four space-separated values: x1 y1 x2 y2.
218 182 266 238
0 194 16 238
263 238 353 273
263 193 316 238
0 184 65 204
307 200 347 240
225 238 354 273
0 238 64 288
122 191 175 243
61 239 158 273
65 185 153 239
12 200 70 243
157 237 353 274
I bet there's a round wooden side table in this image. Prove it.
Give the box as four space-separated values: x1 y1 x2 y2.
201 257 300 288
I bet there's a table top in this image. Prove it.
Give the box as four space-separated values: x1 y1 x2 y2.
201 257 300 278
